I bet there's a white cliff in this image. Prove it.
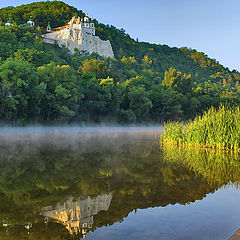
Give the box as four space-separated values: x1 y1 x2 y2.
43 14 114 58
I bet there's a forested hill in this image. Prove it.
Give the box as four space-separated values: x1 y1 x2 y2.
1 1 240 125
1 1 239 82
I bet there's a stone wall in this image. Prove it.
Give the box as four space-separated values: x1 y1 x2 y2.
43 25 114 58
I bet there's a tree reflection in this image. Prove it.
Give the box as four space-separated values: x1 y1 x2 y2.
0 130 239 239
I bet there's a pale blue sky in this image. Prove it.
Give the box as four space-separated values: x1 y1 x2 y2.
1 0 240 71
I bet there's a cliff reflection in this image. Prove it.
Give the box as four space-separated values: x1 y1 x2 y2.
0 129 239 239
41 194 112 238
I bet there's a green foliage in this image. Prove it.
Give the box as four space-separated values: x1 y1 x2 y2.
0 1 83 29
163 105 240 150
80 58 110 79
1 1 240 124
37 63 82 121
162 67 193 94
14 48 49 67
162 67 181 88
0 58 39 122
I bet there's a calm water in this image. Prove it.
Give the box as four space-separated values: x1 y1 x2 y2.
0 127 240 240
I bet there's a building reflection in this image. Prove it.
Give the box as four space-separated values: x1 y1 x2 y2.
41 193 112 238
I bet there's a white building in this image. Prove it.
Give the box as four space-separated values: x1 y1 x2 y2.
5 19 13 26
2 16 35 28
43 13 114 58
27 17 35 27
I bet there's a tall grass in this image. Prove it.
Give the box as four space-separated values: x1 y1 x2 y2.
163 105 240 151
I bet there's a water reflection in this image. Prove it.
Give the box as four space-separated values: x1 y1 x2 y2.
41 194 112 238
161 143 240 187
0 128 239 239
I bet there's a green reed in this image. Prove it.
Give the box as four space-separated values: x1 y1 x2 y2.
163 105 240 151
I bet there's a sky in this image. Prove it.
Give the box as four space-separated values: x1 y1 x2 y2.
1 0 240 71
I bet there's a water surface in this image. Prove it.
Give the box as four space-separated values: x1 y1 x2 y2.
0 127 240 240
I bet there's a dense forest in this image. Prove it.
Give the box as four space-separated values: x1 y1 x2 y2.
1 1 240 125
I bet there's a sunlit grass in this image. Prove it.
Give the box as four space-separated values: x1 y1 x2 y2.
163 105 240 151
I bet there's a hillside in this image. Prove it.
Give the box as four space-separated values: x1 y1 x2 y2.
0 1 240 124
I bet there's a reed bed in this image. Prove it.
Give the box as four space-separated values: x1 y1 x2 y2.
163 105 240 151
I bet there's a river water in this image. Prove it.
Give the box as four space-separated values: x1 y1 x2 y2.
0 127 240 240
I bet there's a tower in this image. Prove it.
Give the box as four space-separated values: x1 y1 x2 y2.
84 12 90 28
89 17 95 35
46 23 51 32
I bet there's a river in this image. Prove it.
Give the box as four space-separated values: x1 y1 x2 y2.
0 127 239 240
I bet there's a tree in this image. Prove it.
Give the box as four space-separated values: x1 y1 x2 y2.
162 67 181 88
161 88 184 121
37 63 82 121
0 58 39 123
177 73 193 95
14 48 49 67
128 86 152 121
80 59 110 79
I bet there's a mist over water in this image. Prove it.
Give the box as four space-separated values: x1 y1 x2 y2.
0 126 240 240
0 126 163 153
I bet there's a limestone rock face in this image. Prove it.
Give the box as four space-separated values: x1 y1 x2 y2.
43 15 114 58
